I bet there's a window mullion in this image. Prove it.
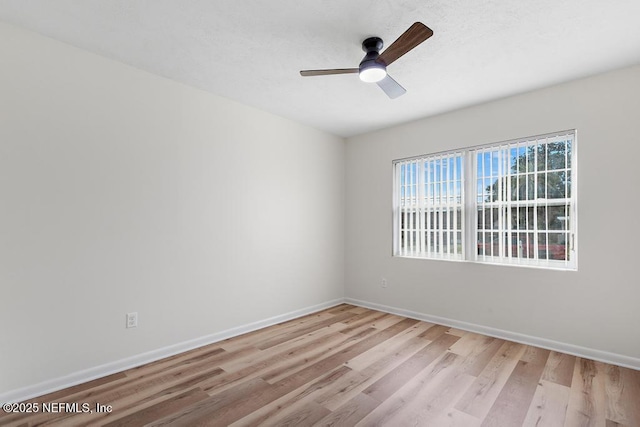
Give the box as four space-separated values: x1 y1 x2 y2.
497 147 504 259
533 140 539 261
404 162 409 256
480 150 487 258
507 146 513 259
452 154 458 256
465 151 476 262
426 160 431 256
459 153 464 258
413 161 418 254
446 155 452 256
437 156 443 256
417 161 425 255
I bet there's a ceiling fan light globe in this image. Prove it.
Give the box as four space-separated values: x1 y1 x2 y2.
359 65 387 83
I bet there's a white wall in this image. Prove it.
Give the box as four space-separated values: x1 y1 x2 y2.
0 22 345 396
346 65 640 362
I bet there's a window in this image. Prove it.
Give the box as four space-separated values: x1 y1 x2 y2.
393 130 577 270
393 152 465 260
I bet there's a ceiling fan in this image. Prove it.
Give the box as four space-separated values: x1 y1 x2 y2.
300 22 433 99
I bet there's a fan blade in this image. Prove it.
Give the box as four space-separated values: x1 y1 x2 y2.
377 22 433 66
377 75 406 99
300 68 359 76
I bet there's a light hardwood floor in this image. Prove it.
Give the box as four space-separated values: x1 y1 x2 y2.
2 304 639 426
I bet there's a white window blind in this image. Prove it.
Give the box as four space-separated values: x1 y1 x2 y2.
392 130 577 270
474 132 576 269
393 152 465 260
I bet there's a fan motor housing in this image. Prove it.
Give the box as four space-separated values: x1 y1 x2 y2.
362 37 384 53
359 37 386 73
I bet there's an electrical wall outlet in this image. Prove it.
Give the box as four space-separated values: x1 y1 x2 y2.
126 312 138 328
381 278 388 288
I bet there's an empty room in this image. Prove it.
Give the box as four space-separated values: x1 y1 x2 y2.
1 1 639 426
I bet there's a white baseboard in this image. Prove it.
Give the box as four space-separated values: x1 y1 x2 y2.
0 298 344 404
345 297 640 371
5 296 638 404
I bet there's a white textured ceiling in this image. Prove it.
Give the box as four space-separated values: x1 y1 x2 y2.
1 1 640 137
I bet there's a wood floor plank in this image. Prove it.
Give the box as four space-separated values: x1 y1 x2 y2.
4 305 639 427
363 332 460 402
315 392 379 426
447 328 468 337
39 365 227 426
357 352 463 425
37 372 129 404
345 321 433 371
449 331 491 357
230 366 351 426
542 350 576 387
1 360 227 426
255 311 358 350
234 388 333 427
347 306 371 315
126 346 228 377
195 327 375 397
259 400 330 426
229 366 352 426
218 311 335 352
337 311 390 333
367 313 408 330
148 377 275 426
428 408 483 427
607 365 640 426
455 340 527 419
383 353 477 426
320 334 433 412
605 364 627 425
521 379 571 427
457 336 505 377
218 321 346 373
102 387 210 427
480 346 550 427
565 358 607 427
324 304 353 314
259 327 379 384
418 324 451 341
201 319 419 426
216 320 380 395
272 318 420 393
309 322 434 412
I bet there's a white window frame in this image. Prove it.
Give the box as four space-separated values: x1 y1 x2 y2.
392 130 577 271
